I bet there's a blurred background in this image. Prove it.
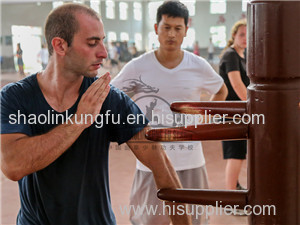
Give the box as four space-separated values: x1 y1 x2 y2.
1 0 248 75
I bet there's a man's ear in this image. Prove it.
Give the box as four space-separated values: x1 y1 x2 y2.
154 24 158 35
185 26 189 37
51 37 68 56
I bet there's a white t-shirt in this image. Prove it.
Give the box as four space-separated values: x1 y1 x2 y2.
208 43 215 54
38 48 49 64
111 50 223 171
108 45 119 60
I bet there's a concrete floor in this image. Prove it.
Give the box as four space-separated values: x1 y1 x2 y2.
0 72 248 225
109 141 248 225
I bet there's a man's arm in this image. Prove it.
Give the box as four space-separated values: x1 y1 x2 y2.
1 74 111 181
209 83 228 101
127 126 192 225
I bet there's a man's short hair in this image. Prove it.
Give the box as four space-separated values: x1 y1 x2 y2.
156 1 189 26
45 3 100 56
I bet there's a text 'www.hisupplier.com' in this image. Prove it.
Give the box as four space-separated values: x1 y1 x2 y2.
119 201 276 219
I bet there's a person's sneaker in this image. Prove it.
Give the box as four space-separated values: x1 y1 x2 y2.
236 181 247 190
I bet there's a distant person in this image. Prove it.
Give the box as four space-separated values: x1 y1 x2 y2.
108 42 119 67
129 42 138 58
16 43 24 76
207 38 215 62
112 1 227 224
37 44 49 70
219 19 249 191
119 41 132 63
151 43 156 50
193 41 200 56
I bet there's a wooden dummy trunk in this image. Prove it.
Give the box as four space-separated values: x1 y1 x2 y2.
146 1 300 224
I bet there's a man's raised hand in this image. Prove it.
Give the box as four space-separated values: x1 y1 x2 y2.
74 73 111 128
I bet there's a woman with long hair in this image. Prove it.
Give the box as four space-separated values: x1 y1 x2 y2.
219 19 249 190
16 43 25 76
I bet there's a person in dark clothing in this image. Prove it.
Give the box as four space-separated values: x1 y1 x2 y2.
219 19 249 191
0 3 191 225
16 43 25 76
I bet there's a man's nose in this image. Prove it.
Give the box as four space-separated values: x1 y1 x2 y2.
168 29 175 37
96 43 108 59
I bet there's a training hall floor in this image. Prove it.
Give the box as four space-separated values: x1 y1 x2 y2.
1 72 247 225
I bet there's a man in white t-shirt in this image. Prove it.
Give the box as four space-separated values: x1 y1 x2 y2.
111 1 227 224
37 44 49 70
207 38 215 63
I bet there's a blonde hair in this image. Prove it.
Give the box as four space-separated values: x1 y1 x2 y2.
220 19 247 57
